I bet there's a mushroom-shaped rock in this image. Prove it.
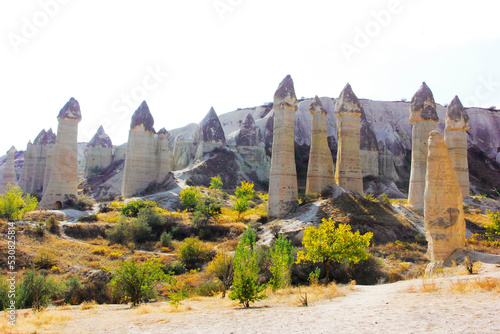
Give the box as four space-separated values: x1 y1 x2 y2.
88 126 113 148
199 107 226 144
58 97 82 121
334 84 364 194
409 82 438 123
84 126 114 177
268 75 299 218
445 96 470 131
424 131 465 273
236 113 263 146
158 127 169 135
130 101 155 133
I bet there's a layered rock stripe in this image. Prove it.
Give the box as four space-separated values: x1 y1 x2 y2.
408 83 439 210
445 96 470 198
306 96 335 194
39 98 82 209
334 83 364 194
268 75 299 218
424 131 465 267
0 146 17 192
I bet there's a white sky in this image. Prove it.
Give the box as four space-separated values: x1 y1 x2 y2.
1 0 499 154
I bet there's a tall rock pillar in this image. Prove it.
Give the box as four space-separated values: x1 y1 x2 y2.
408 83 438 210
268 75 298 218
1 146 17 192
445 96 470 199
306 96 335 194
424 131 465 272
156 128 171 183
334 83 364 194
39 98 82 209
84 126 113 177
19 142 34 193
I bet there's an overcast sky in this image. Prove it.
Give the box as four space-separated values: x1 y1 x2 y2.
1 0 499 154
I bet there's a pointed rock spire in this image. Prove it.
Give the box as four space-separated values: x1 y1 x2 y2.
45 128 57 144
34 129 47 145
7 146 17 155
334 83 363 115
58 97 82 121
158 128 169 135
236 113 262 146
199 107 226 144
409 82 438 123
309 96 327 115
130 101 155 133
445 96 470 131
273 75 298 111
88 126 113 148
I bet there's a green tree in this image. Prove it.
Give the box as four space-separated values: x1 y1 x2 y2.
180 187 202 211
193 196 222 226
17 270 59 311
235 181 255 200
269 235 294 290
136 207 164 237
296 218 373 284
232 198 249 220
229 228 266 308
108 258 169 306
106 218 129 245
485 210 500 239
0 185 38 221
209 175 223 190
121 199 157 218
128 218 153 244
178 237 207 268
207 251 234 298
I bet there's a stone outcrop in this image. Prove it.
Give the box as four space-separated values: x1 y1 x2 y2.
360 109 379 177
236 113 264 146
445 96 470 198
172 137 197 171
408 82 439 210
305 96 335 194
39 98 82 209
424 131 465 272
268 75 298 218
194 107 226 160
84 126 113 177
0 146 17 192
42 129 57 191
334 83 364 194
121 101 171 198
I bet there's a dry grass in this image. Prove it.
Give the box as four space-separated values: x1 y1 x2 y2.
0 310 73 334
405 279 438 293
449 277 500 293
133 304 155 314
264 283 346 306
79 300 98 310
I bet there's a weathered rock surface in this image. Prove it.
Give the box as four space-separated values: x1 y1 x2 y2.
236 113 264 146
334 83 364 194
408 83 438 210
360 109 379 177
445 96 470 198
268 75 299 218
84 126 113 177
0 146 17 192
306 96 335 194
424 131 465 272
156 128 171 183
39 98 82 209
194 107 226 161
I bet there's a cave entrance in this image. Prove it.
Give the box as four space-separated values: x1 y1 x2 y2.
54 201 62 210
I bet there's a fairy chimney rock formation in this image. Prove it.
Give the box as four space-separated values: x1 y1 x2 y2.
194 107 226 160
408 82 439 211
306 96 335 194
334 83 364 194
42 129 57 191
1 146 17 192
39 98 82 209
360 111 379 177
122 101 158 198
445 96 470 198
236 113 264 147
84 126 113 177
156 128 171 183
424 131 465 273
268 75 299 218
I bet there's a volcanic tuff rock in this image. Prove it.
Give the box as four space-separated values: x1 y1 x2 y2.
306 96 335 194
198 107 226 144
130 101 155 133
88 126 113 148
268 75 299 218
445 96 470 198
408 83 438 210
334 83 364 194
58 97 82 121
360 107 379 177
84 126 113 178
236 113 264 146
424 131 465 273
0 146 17 192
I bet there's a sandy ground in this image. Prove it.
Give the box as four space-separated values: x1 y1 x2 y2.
38 266 500 334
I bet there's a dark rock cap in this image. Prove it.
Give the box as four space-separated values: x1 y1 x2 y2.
273 75 298 111
334 83 363 116
33 129 47 145
409 82 438 123
445 96 470 131
309 96 327 115
88 126 113 148
236 113 263 146
45 128 57 144
130 101 155 133
199 107 226 144
58 97 82 121
158 128 169 135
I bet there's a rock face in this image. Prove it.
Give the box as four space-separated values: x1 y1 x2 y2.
445 96 470 198
424 131 465 271
268 75 299 218
306 96 335 194
408 83 439 210
84 126 113 177
42 129 57 191
39 98 82 209
121 101 171 198
0 146 17 192
236 113 264 146
360 110 379 177
334 83 364 194
194 107 226 160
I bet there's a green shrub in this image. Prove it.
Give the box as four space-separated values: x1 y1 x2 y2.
160 231 173 248
485 210 500 239
121 200 157 218
45 215 61 235
128 218 153 244
78 214 99 222
269 235 294 290
196 281 223 297
164 261 187 276
34 222 45 237
207 251 234 298
0 185 38 221
180 187 202 211
235 181 255 200
308 267 321 285
106 220 129 245
64 276 82 305
192 196 222 226
33 249 56 270
380 194 391 206
232 198 249 220
17 270 59 311
209 175 223 190
178 237 208 268
137 208 164 237
0 273 10 311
